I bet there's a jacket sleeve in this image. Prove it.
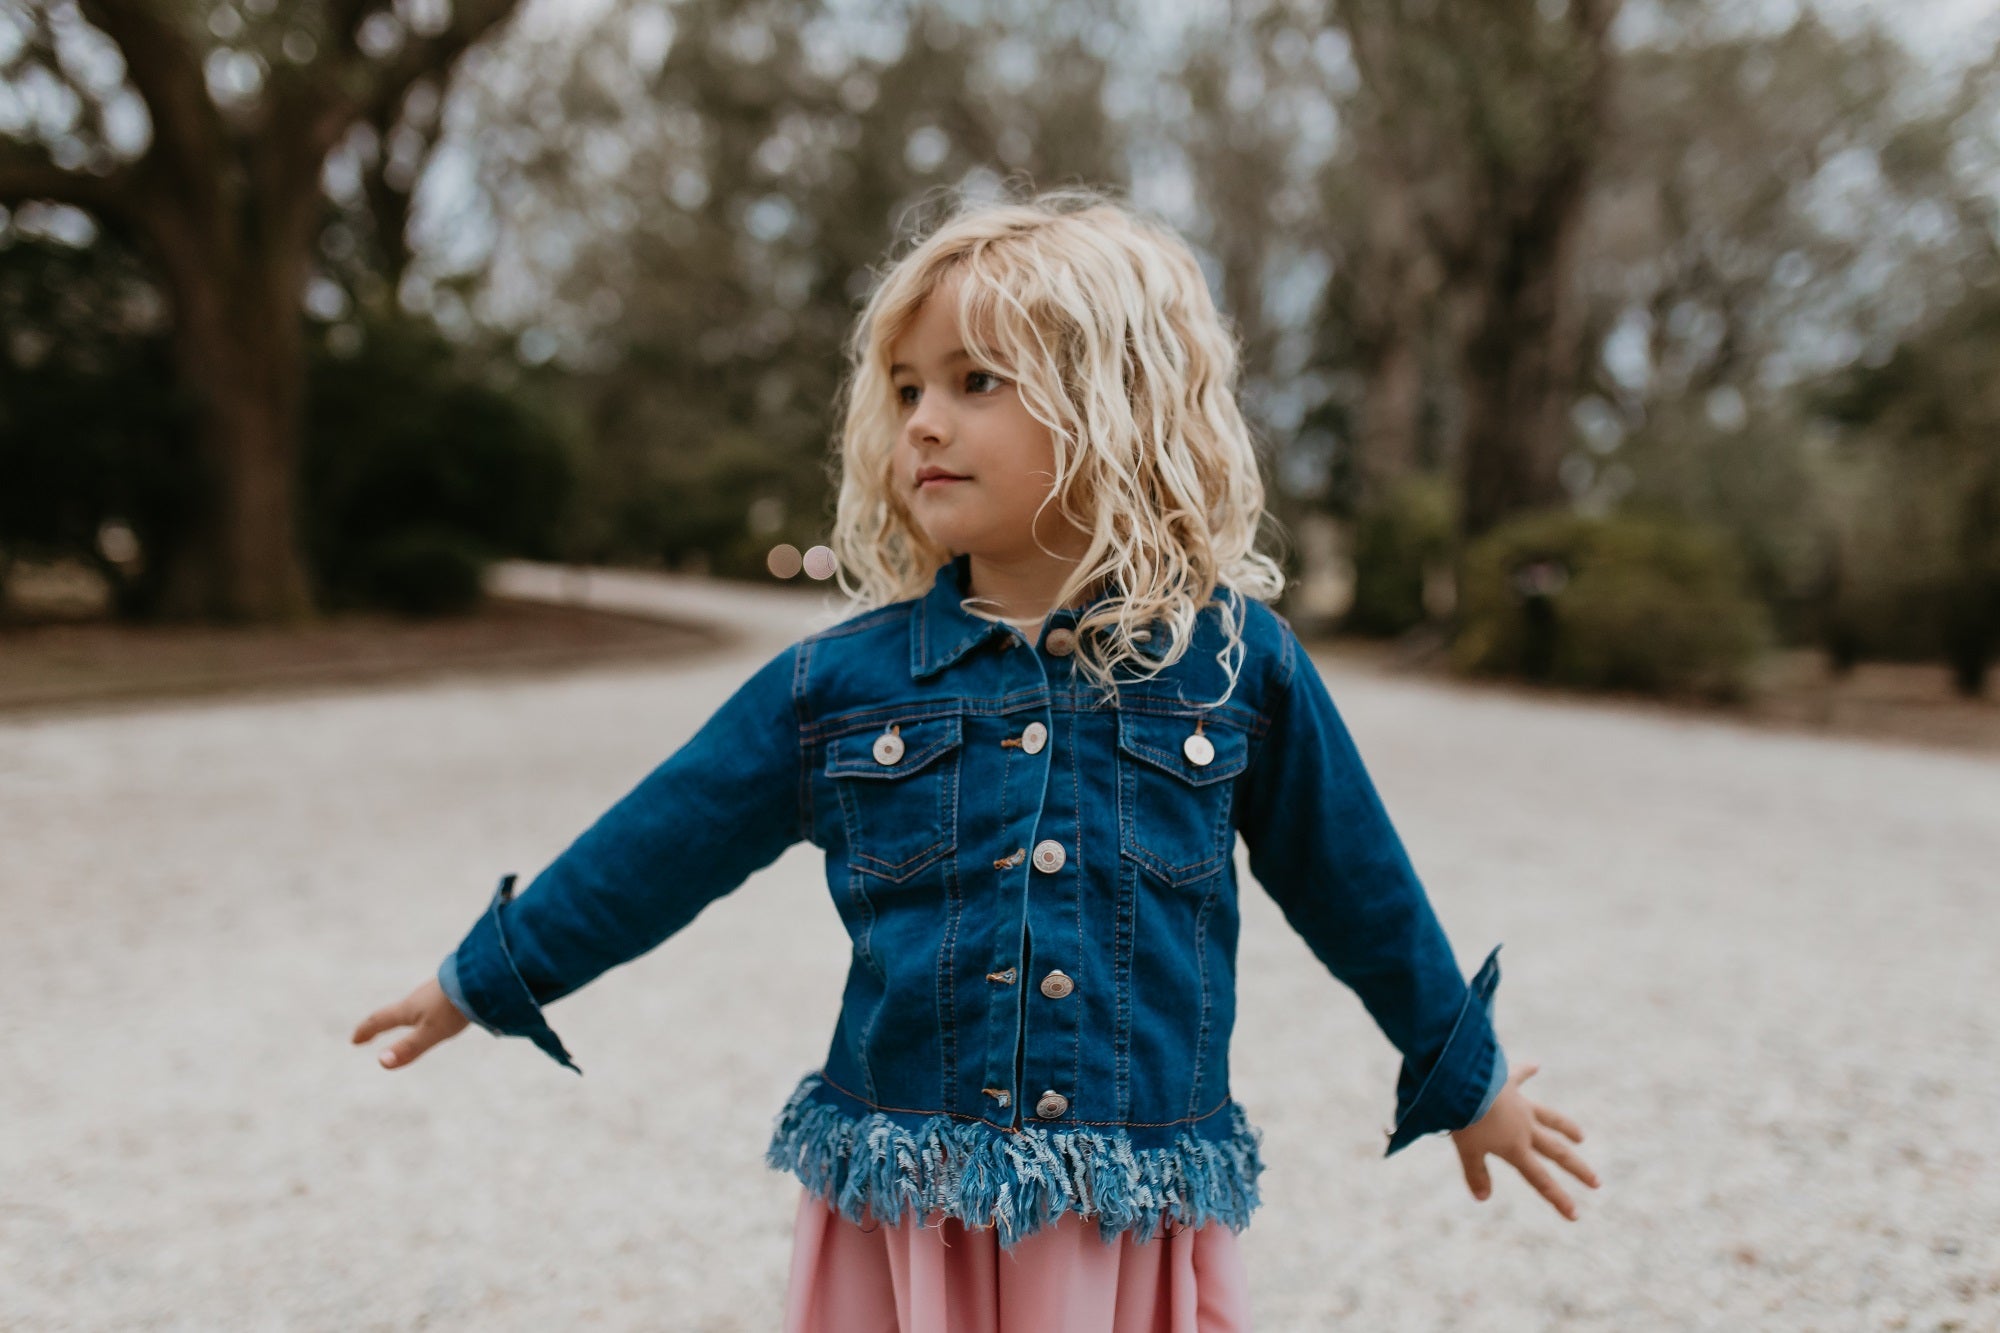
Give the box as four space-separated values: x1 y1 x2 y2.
443 640 808 1073
1234 617 1506 1155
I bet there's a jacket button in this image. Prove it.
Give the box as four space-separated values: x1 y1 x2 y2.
872 730 905 765
1020 721 1047 754
1182 731 1214 766
1043 626 1076 656
1035 1090 1069 1119
1031 839 1066 873
1039 969 1074 999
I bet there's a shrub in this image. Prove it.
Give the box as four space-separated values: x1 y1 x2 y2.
352 528 489 616
1452 509 1771 699
0 234 204 620
302 314 578 614
1345 476 1456 636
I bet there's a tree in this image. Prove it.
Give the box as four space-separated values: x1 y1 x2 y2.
1810 284 2000 696
0 226 200 619
1333 0 1622 538
424 0 1129 575
1574 12 2000 655
0 0 523 620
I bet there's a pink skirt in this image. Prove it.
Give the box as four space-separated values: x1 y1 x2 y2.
781 1187 1252 1333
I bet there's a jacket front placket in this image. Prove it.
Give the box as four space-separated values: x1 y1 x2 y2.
1007 611 1090 1133
940 628 1056 1128
915 558 1110 1131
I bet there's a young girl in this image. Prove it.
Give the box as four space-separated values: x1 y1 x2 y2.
352 187 1596 1331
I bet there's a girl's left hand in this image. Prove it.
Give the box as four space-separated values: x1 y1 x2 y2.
1448 1061 1598 1220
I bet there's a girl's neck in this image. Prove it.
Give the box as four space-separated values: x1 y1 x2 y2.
962 551 1095 621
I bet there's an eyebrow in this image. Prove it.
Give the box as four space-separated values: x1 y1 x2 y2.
888 349 973 376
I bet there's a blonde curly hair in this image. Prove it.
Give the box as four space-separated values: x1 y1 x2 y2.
826 183 1287 706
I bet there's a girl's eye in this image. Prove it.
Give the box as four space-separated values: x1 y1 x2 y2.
896 373 1000 406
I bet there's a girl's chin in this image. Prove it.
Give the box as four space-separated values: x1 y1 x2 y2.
910 505 976 542
913 522 989 554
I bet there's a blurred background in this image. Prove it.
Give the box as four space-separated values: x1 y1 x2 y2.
4 2 2000 1330
1 0 1997 719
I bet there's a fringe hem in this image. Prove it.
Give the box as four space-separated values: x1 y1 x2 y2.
763 1072 1266 1249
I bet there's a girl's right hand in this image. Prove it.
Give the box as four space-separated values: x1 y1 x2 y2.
1449 1061 1598 1220
351 978 470 1069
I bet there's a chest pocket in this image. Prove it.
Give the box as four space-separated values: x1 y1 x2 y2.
825 712 964 883
1116 710 1250 887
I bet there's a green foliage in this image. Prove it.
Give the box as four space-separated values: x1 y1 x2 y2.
1452 509 1771 699
1576 9 1995 687
1345 476 1455 636
0 240 576 622
350 527 490 616
1612 399 1833 647
0 235 204 618
470 0 1131 576
1805 284 2000 695
560 418 816 578
302 314 578 613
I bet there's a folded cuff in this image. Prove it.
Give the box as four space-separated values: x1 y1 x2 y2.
1471 1042 1509 1124
436 951 498 1035
450 873 583 1074
1383 943 1501 1156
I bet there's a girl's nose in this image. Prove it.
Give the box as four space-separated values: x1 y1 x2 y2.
905 394 949 446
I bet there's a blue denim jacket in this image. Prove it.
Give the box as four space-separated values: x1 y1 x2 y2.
438 553 1506 1247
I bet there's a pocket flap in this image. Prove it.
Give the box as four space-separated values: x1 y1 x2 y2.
825 712 964 780
1116 709 1249 786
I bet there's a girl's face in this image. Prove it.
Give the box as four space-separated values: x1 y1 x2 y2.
887 275 1090 567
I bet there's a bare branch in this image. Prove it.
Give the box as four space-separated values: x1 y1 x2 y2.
361 86 424 287
0 136 131 214
71 0 224 200
386 0 520 111
356 0 525 130
291 0 523 170
260 0 525 265
325 0 385 63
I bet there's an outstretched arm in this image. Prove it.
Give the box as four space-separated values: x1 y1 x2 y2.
1235 618 1597 1216
354 640 808 1073
1234 617 1505 1155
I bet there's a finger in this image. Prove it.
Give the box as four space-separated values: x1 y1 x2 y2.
1531 1100 1586 1144
351 999 413 1046
1507 1149 1578 1221
1512 1061 1541 1086
1532 1125 1600 1190
378 1016 447 1070
1457 1143 1494 1202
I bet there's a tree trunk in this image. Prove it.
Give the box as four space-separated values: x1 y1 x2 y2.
1337 0 1619 537
1455 188 1589 541
1357 325 1427 505
2 0 527 623
148 217 316 622
1351 176 1432 507
1452 10 1618 543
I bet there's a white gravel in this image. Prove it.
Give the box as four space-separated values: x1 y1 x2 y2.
2 566 1995 1331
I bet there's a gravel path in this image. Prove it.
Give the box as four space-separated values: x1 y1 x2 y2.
3 564 1994 1331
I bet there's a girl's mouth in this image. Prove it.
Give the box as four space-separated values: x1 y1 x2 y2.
918 474 969 490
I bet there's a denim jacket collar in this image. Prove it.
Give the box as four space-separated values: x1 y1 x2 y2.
910 552 1127 680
